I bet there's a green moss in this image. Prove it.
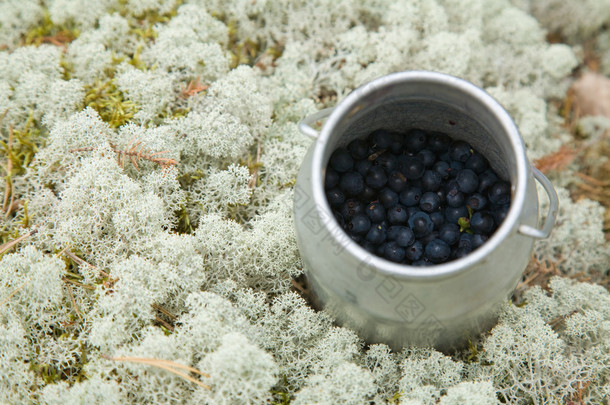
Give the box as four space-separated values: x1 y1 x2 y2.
22 10 79 47
83 79 138 128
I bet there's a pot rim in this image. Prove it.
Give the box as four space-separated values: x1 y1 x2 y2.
310 71 530 279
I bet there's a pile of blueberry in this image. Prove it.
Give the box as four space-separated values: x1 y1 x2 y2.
324 129 511 266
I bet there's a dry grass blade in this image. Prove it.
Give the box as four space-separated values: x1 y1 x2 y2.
2 125 14 214
64 283 84 322
103 355 210 389
533 145 580 174
70 140 177 171
0 278 31 307
61 276 95 290
0 227 38 256
151 303 177 320
180 76 208 98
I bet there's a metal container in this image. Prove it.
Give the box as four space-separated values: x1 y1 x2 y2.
294 71 558 350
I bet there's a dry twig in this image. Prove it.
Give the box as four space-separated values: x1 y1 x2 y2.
0 227 38 256
103 355 210 389
180 76 208 98
0 278 31 307
64 283 84 323
70 139 177 171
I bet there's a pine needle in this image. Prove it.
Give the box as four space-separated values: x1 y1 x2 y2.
70 139 177 171
0 226 37 256
103 355 210 389
64 283 84 323
0 278 31 307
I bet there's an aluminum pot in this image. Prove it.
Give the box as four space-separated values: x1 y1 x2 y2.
293 71 558 350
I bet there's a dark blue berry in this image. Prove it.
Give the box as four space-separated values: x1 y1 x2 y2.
427 132 451 153
472 233 489 249
355 159 372 176
430 211 445 230
365 166 387 189
449 140 472 162
366 202 386 223
406 206 422 218
419 191 441 213
387 226 415 247
448 160 464 177
478 169 498 193
329 148 353 172
408 211 434 237
425 239 451 263
347 214 371 235
412 258 434 266
470 211 494 234
433 161 451 180
405 240 424 261
417 149 436 168
456 169 479 194
374 151 398 173
466 193 487 211
378 188 399 208
445 205 469 224
452 246 472 259
326 188 345 207
361 240 377 253
339 171 364 196
348 139 369 160
350 233 363 243
366 224 387 244
492 203 510 226
465 152 488 174
400 156 425 179
422 170 442 191
419 230 440 246
340 199 364 219
383 241 406 262
387 171 408 193
404 129 428 152
446 188 465 208
359 186 376 203
458 233 473 249
334 212 345 227
369 129 393 150
387 204 408 224
438 223 460 246
390 132 404 154
325 167 339 189
435 188 446 205
488 181 511 205
399 187 422 207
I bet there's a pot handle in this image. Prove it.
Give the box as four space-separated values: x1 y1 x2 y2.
298 108 334 140
518 166 559 239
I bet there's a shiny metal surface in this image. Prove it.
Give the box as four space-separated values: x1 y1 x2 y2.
294 71 557 350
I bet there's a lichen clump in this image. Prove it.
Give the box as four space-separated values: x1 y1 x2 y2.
0 0 608 404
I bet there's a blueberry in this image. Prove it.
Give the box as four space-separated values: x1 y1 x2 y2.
355 159 372 176
417 149 436 168
325 167 339 189
435 188 446 205
488 181 511 205
458 233 473 249
448 160 464 177
405 240 424 261
383 241 406 263
347 214 371 235
472 233 489 249
412 258 434 267
329 148 353 172
339 171 364 196
492 203 510 226
427 132 451 153
419 230 440 246
378 188 399 208
422 170 442 191
387 204 408 224
366 166 388 189
404 129 428 152
449 140 472 162
366 202 386 223
326 188 345 207
438 223 460 246
399 187 422 207
465 152 488 174
359 185 376 203
408 211 434 237
366 223 387 244
445 205 469 224
390 132 404 154
407 206 422 218
433 161 451 180
350 233 363 243
369 129 393 150
419 191 441 213
399 156 425 179
456 169 479 194
387 171 408 193
340 199 364 219
452 246 472 259
334 212 345 227
430 211 445 230
478 169 498 193
361 240 377 253
348 138 369 160
466 193 487 211
470 211 494 234
446 188 465 208
425 239 451 263
374 152 398 173
387 226 415 247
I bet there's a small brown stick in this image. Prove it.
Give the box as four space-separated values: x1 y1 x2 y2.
151 303 177 320
64 283 84 323
0 227 38 256
2 126 14 213
70 141 177 171
62 249 110 278
0 278 31 307
103 355 210 389
180 76 208 98
575 172 610 187
248 140 262 189
61 276 95 290
154 316 174 332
